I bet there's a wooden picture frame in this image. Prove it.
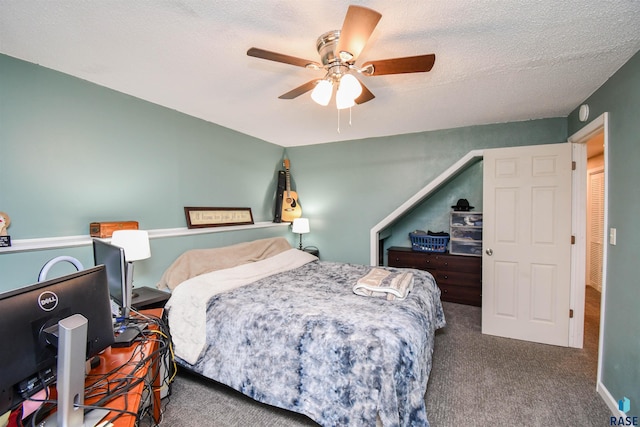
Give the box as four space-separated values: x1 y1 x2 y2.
184 207 254 229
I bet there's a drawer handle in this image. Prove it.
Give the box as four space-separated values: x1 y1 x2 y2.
443 289 448 293
443 275 448 279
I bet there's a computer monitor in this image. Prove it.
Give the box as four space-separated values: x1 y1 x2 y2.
0 266 115 416
92 239 131 319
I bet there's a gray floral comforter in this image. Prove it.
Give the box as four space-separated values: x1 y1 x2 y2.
177 260 445 427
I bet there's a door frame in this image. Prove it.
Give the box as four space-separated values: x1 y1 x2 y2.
567 113 608 385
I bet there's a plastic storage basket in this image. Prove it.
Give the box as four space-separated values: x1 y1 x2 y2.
409 232 449 253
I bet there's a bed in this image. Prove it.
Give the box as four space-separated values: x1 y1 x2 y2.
159 237 445 427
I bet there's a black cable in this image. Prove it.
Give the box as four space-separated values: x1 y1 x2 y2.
23 311 174 427
86 322 173 425
26 370 51 427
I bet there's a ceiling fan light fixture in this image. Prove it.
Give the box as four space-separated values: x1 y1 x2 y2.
339 73 362 99
336 86 356 110
311 79 333 106
248 5 436 112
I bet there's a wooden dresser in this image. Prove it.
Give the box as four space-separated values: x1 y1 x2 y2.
387 246 482 306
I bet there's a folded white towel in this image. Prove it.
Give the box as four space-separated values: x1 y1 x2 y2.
353 268 414 301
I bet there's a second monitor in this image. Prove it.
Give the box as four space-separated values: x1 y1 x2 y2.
92 239 131 318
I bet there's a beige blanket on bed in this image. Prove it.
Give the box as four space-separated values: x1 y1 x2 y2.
157 236 292 291
166 248 318 365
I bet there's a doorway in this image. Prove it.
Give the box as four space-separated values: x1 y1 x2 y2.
584 132 605 359
568 112 609 390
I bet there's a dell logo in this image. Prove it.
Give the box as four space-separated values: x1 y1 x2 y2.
38 291 58 311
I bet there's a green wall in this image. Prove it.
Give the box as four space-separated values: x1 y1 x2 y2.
0 54 288 291
0 52 567 286
568 50 640 416
286 118 567 264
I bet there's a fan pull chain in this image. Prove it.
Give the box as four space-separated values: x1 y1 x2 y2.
335 107 355 133
336 107 355 133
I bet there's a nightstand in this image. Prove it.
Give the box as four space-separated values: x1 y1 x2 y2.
131 287 170 310
303 246 319 257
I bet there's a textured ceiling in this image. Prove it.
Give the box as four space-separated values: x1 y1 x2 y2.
1 1 639 147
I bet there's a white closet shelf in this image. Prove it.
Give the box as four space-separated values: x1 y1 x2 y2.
0 222 289 254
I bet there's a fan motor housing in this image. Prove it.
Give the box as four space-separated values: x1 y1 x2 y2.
316 30 341 66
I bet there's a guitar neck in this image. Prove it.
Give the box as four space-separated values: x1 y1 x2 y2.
285 168 292 196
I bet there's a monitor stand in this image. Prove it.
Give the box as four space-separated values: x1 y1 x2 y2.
42 409 110 427
42 314 109 427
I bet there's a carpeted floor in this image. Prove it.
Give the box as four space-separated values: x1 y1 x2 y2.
423 286 608 426
156 286 610 426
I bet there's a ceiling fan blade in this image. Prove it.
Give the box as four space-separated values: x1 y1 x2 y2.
278 79 321 100
354 80 375 105
335 5 382 62
247 47 321 69
361 54 436 76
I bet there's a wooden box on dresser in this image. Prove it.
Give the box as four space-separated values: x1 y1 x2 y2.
387 246 482 306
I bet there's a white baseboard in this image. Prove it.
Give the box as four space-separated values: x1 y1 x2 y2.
597 380 623 417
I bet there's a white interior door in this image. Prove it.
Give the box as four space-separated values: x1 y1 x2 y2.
482 143 572 346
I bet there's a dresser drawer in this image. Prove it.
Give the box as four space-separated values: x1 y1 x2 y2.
438 256 481 274
388 250 440 269
438 283 482 306
434 271 482 288
387 246 482 306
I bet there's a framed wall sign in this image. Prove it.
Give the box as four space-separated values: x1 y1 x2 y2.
184 207 254 229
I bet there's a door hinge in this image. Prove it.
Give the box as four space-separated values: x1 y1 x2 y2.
572 161 577 170
569 309 574 318
571 235 576 244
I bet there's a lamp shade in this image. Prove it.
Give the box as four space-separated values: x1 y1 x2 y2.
339 74 362 99
336 87 356 110
111 230 151 261
291 218 310 234
311 79 333 106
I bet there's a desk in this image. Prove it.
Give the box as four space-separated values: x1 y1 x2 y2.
84 308 167 427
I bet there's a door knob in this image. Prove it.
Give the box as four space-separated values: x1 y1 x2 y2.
486 248 493 256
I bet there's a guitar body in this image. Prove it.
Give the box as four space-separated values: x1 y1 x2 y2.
282 189 302 222
281 158 302 222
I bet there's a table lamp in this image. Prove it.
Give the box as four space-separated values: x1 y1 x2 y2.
111 230 151 308
291 218 310 250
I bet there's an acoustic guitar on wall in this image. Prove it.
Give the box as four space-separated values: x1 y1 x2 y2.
281 158 302 222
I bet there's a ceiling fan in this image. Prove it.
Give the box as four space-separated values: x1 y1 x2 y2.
247 5 436 109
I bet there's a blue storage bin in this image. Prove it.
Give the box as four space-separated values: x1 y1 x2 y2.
409 232 449 253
